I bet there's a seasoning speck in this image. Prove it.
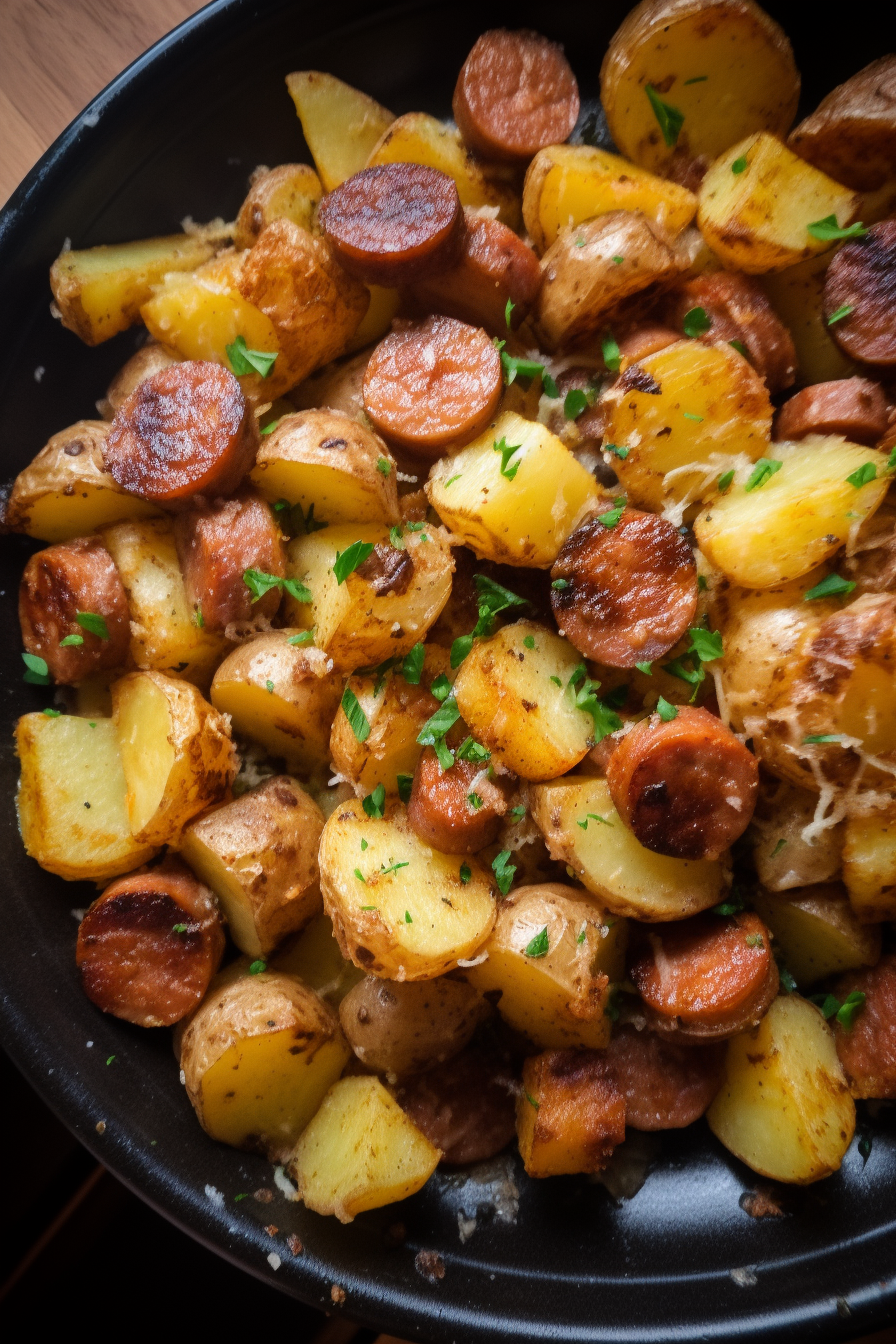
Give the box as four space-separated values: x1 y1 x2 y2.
95 1120 106 1135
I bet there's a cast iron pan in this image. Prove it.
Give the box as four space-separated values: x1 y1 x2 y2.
1 2 895 1339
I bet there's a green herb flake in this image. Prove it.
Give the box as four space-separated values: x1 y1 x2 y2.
645 83 685 147
806 216 868 242
404 910 413 924
731 155 748 174
847 462 877 488
550 675 562 687
605 987 621 1022
459 862 471 885
598 497 626 528
771 838 788 858
684 74 708 84
505 298 515 329
552 578 570 590
380 860 410 877
717 469 735 492
575 237 586 248
288 630 314 645
524 925 549 958
193 606 205 628
42 707 62 717
401 642 425 685
711 890 747 917
260 420 279 436
745 933 764 948
355 870 367 884
509 805 526 823
612 254 625 264
500 351 554 390
837 991 866 1029
859 1133 873 1164
778 963 798 995
243 568 311 604
729 339 748 358
445 473 462 487
635 661 653 675
22 652 50 685
248 959 267 975
576 925 587 945
683 411 704 422
525 1091 540 1109
333 540 375 584
682 306 712 338
602 333 621 373
804 573 856 601
59 634 84 647
564 389 589 420
226 334 277 378
827 303 854 326
456 736 491 763
172 923 188 934
376 457 391 476
234 1192 249 1202
523 635 536 650
264 679 274 694
492 849 517 896
604 442 630 459
76 611 110 640
341 687 371 743
467 792 483 810
360 839 368 851
697 574 708 591
493 435 524 481
417 697 461 769
397 773 413 804
577 813 613 830
429 674 453 704
688 627 724 662
803 733 844 744
106 1055 116 1066
656 696 678 721
744 458 783 492
362 783 386 819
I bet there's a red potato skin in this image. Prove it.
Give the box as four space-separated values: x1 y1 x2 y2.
317 163 464 287
605 706 759 860
605 1024 724 1129
19 537 130 684
103 361 259 506
550 510 698 668
76 862 225 1028
407 745 512 854
665 273 797 393
363 315 503 456
824 221 896 367
174 491 286 630
452 29 579 162
833 954 896 1099
395 1048 518 1164
629 912 779 1042
774 377 890 446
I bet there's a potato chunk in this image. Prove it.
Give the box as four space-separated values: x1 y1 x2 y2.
698 133 861 274
426 411 599 568
338 976 489 1076
250 408 398 524
522 143 696 254
695 438 890 588
181 776 324 957
210 633 342 772
748 777 844 892
842 805 896 923
16 713 157 882
752 884 881 987
286 71 394 192
466 883 626 1049
760 252 857 386
6 421 158 543
233 163 323 250
601 340 772 516
516 1049 625 1177
531 776 727 920
319 799 496 979
453 621 594 780
289 1075 440 1222
178 966 349 1159
272 913 364 1004
707 995 855 1184
112 671 236 846
285 523 453 672
788 56 896 194
50 233 214 345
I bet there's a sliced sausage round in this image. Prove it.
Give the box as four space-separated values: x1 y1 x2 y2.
617 324 681 366
104 360 259 506
605 1024 724 1129
363 315 503 456
406 209 542 333
174 490 286 630
395 1048 518 1165
550 509 698 668
407 745 512 854
824 220 896 366
665 273 797 393
452 29 579 162
774 377 890 445
605 705 759 859
833 953 896 1099
629 912 779 1041
76 861 225 1027
317 163 463 287
19 537 130 684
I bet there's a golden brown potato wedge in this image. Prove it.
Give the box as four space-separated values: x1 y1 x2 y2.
516 1048 625 1177
842 805 896 923
752 883 881 987
233 163 323 250
748 776 844 892
286 71 394 192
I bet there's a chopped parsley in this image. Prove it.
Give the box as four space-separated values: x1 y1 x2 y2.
745 933 764 948
22 652 50 685
604 442 630 459
341 687 370 743
333 540 375 584
380 860 410 877
508 805 526 823
656 696 678 721
505 298 515 329
42 707 61 717
564 389 589 420
525 1091 540 1109
598 497 627 528
683 411 704 422
59 634 84 647
576 813 613 830
612 254 625 264
635 661 653 675
492 849 517 896
248 959 267 975
397 773 413 804
682 306 711 338
226 334 277 378
172 923 188 934
493 435 524 481
744 458 782 492
288 630 314 645
459 862 471 885
803 733 843 744
552 578 570 590
806 216 867 242
688 627 724 662
729 339 748 358
467 793 483 810
455 736 490 763
771 838 788 858
808 989 866 1029
193 606 205 628
401 642 425 685
243 569 311 603
827 303 854 326
499 348 558 397
683 74 708 85
430 673 453 702
645 84 684 147
576 925 587 945
711 890 747 916
804 573 856 600
450 574 529 667
717 469 735 492
731 155 748 174
846 462 877 488
76 611 110 640
376 457 391 476
265 679 274 694
362 783 386 819
602 332 621 373
417 697 461 770
445 473 462 487
524 925 549 958
523 635 536 649
404 910 413 924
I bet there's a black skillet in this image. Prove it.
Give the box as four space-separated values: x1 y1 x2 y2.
1 1 895 1338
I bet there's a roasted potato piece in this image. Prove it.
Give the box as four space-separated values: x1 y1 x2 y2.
694 438 891 588
706 995 855 1184
522 143 696 255
601 340 772 516
319 799 496 980
426 411 600 568
465 883 626 1049
112 671 235 846
100 517 228 688
210 633 342 772
453 621 594 781
250 408 399 524
6 420 158 543
291 347 370 420
99 344 182 420
753 884 881 988
842 805 896 923
345 284 401 355
273 913 365 1004
530 776 727 920
600 0 799 177
698 133 862 274
338 975 489 1076
748 776 845 892
788 57 896 193
50 232 215 345
285 523 453 672
233 163 323 250
286 71 394 192
178 966 350 1159
16 713 157 881
760 252 857 386
181 776 324 958
516 1048 625 1177
289 1075 440 1222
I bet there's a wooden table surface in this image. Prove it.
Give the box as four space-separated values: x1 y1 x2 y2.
1 4 895 1342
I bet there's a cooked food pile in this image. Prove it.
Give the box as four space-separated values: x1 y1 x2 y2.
11 0 896 1220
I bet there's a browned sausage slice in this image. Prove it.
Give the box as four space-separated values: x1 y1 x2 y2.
452 29 579 162
550 509 698 668
363 315 503 456
395 1048 518 1164
19 537 130 684
407 744 512 854
318 164 463 287
617 324 681 366
407 209 542 333
606 706 759 859
665 273 797 393
76 861 225 1027
824 220 896 366
833 953 896 1099
629 912 779 1041
775 377 890 445
104 361 259 505
605 1024 724 1129
174 491 286 630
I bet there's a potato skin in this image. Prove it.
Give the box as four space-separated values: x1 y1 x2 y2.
788 56 896 193
338 975 490 1076
233 163 323 250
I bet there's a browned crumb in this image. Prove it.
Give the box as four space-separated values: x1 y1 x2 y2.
253 1187 274 1204
330 1284 346 1305
415 1249 446 1282
95 1121 106 1135
265 1224 279 1236
286 1234 303 1256
740 1187 786 1219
